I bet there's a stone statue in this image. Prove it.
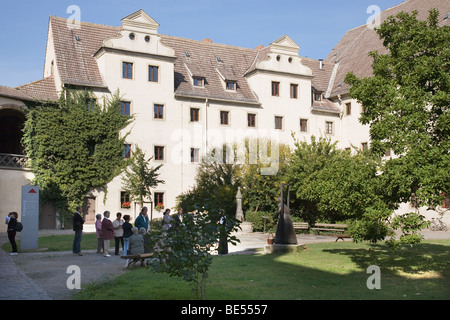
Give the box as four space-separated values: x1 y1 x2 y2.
235 187 244 222
273 184 297 245
235 187 253 233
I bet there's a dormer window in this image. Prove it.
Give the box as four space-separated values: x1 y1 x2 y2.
216 65 237 92
314 91 322 101
225 81 236 91
193 77 204 87
185 62 206 88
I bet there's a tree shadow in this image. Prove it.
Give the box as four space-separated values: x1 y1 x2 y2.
207 241 450 300
322 242 450 276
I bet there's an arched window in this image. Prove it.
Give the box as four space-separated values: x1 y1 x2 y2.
0 108 26 155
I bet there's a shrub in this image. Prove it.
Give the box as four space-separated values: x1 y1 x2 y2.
245 211 276 232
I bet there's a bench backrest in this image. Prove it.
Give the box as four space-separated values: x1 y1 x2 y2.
313 223 347 228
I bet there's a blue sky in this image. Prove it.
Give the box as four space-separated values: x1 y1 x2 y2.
0 0 404 88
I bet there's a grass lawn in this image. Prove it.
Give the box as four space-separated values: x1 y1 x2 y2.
73 239 450 300
1 232 99 252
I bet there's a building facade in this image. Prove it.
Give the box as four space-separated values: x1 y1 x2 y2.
1 0 448 230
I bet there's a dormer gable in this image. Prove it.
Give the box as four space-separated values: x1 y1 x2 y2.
246 35 312 78
121 9 160 34
96 10 175 59
269 35 300 55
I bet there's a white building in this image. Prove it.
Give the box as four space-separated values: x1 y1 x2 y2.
1 0 448 230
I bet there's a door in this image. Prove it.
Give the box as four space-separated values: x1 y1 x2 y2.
83 197 96 224
40 203 56 229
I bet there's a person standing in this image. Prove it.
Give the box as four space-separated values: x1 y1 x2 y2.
72 206 84 256
95 214 104 253
101 211 114 257
135 207 149 232
162 208 173 233
6 212 18 255
173 208 184 225
122 215 133 256
217 210 228 255
113 212 124 255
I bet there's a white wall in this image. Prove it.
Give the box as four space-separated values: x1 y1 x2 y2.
0 168 34 232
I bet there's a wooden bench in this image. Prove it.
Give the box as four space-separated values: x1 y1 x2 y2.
292 222 309 232
311 223 350 241
121 253 154 267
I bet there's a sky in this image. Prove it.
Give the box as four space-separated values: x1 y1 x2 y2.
0 0 404 88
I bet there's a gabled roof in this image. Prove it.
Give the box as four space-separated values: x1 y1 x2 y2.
324 0 450 98
0 76 58 102
49 16 120 88
0 85 32 101
16 76 58 101
47 13 337 106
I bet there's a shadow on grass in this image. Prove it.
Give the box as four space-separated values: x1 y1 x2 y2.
205 240 450 300
75 240 450 300
322 241 450 276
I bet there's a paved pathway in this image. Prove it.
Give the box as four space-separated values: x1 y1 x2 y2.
0 244 52 300
1 229 449 300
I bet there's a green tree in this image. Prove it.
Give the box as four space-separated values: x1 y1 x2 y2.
23 89 132 225
238 138 291 214
176 144 241 215
345 9 449 209
121 145 164 208
285 136 395 243
345 9 449 247
149 211 240 300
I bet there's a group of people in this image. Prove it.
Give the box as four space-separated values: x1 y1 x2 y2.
72 206 152 258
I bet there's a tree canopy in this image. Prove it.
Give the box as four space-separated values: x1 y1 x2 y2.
345 9 449 208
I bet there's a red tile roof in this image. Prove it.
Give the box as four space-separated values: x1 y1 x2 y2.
16 76 58 101
0 76 58 102
325 0 450 98
49 16 120 88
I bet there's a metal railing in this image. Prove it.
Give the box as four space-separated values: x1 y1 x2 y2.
0 153 28 169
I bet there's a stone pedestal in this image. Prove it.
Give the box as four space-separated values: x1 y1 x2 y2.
239 221 253 233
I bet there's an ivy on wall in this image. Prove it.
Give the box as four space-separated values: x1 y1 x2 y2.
23 89 133 224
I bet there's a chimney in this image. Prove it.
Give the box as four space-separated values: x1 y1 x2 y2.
319 59 323 70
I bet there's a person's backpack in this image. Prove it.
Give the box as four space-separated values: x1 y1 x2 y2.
15 222 23 232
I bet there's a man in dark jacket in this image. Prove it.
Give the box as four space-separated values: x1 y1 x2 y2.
72 206 84 256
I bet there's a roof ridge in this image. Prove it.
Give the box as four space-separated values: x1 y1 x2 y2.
15 75 55 89
160 34 259 53
49 15 120 30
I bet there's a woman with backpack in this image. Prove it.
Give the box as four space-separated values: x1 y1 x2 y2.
6 212 19 255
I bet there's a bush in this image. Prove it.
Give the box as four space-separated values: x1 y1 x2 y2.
150 217 163 232
245 211 276 232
